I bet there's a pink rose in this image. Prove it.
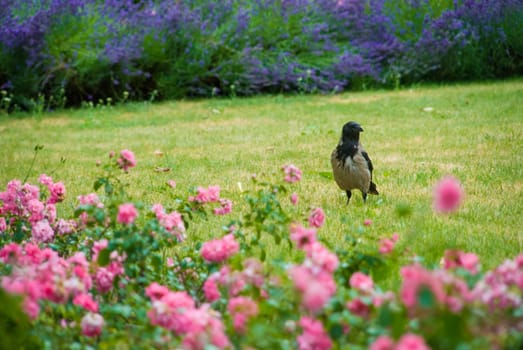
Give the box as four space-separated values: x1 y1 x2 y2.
81 313 104 337
117 149 137 172
433 176 463 214
370 335 395 350
396 333 430 350
73 293 99 313
308 207 325 228
117 203 138 225
213 199 233 215
203 277 221 302
31 220 54 243
290 223 317 249
201 234 239 263
290 192 299 205
282 164 302 183
297 317 332 350
227 296 259 333
349 272 374 292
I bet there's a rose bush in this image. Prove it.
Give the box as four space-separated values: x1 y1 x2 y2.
0 150 522 349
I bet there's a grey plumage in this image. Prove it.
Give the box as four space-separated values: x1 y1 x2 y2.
331 121 379 204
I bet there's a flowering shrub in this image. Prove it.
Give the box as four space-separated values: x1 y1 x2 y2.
1 150 523 349
0 0 522 112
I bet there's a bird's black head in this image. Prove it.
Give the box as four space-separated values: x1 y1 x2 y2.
341 121 364 142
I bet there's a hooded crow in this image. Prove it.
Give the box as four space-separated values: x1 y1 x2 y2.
331 121 379 204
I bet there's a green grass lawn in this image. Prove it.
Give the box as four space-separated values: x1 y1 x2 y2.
1 79 522 284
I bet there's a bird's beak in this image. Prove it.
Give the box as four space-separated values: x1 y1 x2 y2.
359 127 364 132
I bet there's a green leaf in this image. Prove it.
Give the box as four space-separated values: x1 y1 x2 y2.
97 248 110 267
106 304 133 318
151 253 163 271
418 286 435 308
104 182 113 195
377 305 393 327
93 208 106 223
329 324 344 340
94 177 105 191
514 306 523 318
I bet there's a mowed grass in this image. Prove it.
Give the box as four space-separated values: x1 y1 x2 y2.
1 79 522 283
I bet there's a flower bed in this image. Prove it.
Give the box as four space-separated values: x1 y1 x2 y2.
1 150 522 349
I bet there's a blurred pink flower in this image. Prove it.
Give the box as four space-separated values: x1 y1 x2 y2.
45 203 56 224
301 279 334 313
78 193 102 206
152 204 186 239
145 282 170 301
117 203 138 225
305 242 339 274
364 218 373 226
400 264 445 310
459 253 480 274
27 199 45 223
203 276 221 302
297 317 332 350
349 272 374 292
23 299 40 320
0 242 21 263
308 207 325 228
0 217 6 232
81 312 104 337
179 305 230 350
290 192 299 205
346 297 370 318
282 164 302 183
370 335 395 350
117 149 137 172
201 234 240 263
213 199 233 215
228 296 259 333
94 267 115 293
167 180 176 188
396 333 431 350
290 223 317 249
289 264 336 313
472 254 523 311
49 182 66 204
443 250 479 274
38 174 53 187
189 185 221 203
92 239 108 262
31 220 54 243
433 176 463 214
73 293 99 313
379 233 399 255
55 219 76 235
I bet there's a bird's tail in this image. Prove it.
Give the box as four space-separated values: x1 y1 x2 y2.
369 181 379 195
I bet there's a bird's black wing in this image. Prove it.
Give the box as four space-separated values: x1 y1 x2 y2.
361 151 374 173
362 150 379 195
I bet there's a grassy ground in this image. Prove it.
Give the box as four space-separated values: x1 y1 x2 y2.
1 79 522 285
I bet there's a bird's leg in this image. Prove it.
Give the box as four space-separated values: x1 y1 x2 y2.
362 192 368 203
346 190 352 204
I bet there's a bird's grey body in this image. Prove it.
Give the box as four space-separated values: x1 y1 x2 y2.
331 145 371 194
331 121 378 203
